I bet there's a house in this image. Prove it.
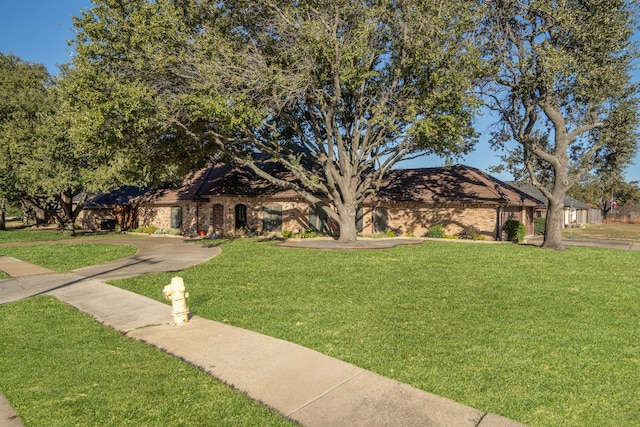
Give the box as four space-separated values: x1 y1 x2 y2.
509 183 602 227
120 163 543 240
77 186 150 230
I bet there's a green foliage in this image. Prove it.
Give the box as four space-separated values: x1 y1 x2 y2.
70 0 484 242
426 224 445 238
298 229 317 239
384 229 396 238
130 225 158 234
503 219 525 243
282 230 294 238
482 0 639 248
534 217 546 235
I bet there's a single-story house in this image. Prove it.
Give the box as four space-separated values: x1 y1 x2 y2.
77 186 150 230
90 163 542 240
509 183 602 226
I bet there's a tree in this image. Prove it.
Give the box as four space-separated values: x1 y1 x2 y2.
569 173 640 219
71 0 483 242
480 0 639 249
0 53 51 230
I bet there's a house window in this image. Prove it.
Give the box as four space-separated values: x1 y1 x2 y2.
235 204 247 230
356 208 364 233
309 202 329 233
211 204 224 234
374 207 388 233
171 207 183 229
263 204 282 232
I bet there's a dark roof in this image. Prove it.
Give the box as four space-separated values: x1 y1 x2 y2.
137 163 542 207
84 186 150 208
372 165 542 206
509 183 591 209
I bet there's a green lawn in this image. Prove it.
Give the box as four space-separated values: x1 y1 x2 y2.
111 239 640 427
2 230 639 426
0 243 137 272
0 297 293 426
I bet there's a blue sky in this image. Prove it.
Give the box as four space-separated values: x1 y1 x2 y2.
1 1 638 182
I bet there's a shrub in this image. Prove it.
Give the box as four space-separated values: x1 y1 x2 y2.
503 219 525 243
406 231 414 237
457 225 482 240
534 217 546 235
384 229 396 237
298 229 317 238
426 224 445 238
282 230 294 238
166 228 182 236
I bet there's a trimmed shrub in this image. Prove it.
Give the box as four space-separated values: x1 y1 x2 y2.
426 224 445 238
503 219 525 243
534 217 546 235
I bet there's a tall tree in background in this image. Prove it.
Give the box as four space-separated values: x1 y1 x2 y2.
0 53 51 230
481 0 639 249
71 0 483 242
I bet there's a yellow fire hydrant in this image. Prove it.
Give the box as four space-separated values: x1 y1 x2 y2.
163 277 190 325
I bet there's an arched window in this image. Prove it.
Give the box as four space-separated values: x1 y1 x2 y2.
235 204 247 229
263 204 282 232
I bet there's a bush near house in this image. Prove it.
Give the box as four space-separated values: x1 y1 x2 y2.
503 219 525 243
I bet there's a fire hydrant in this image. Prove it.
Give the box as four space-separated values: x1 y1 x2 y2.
163 277 190 325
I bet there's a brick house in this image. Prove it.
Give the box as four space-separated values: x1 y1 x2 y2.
123 162 542 240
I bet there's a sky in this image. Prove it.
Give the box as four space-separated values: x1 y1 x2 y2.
1 0 639 183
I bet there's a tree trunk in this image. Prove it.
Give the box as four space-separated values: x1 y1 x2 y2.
335 203 358 243
542 194 565 250
0 208 5 231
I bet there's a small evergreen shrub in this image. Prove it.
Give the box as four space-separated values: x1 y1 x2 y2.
457 225 482 240
503 219 525 243
426 224 445 238
534 217 546 235
385 229 396 237
298 229 317 238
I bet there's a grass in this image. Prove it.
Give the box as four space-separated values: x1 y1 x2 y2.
111 239 640 427
2 226 639 426
0 296 293 426
0 243 137 272
561 222 640 241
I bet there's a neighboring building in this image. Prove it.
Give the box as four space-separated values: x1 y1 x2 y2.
77 186 150 230
510 183 602 226
100 163 541 240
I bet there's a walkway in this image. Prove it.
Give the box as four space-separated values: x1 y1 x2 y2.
0 236 527 427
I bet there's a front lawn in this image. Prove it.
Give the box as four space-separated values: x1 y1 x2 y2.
111 239 640 427
0 243 137 272
0 297 293 426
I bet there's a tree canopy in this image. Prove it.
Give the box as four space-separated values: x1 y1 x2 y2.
71 0 483 242
480 0 639 249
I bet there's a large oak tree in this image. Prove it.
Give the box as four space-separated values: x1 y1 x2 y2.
71 0 483 242
480 0 639 249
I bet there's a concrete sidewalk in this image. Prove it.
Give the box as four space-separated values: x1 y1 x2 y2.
1 237 528 426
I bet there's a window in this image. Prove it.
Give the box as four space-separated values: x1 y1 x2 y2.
373 207 388 233
171 207 183 229
263 204 282 232
235 204 247 229
309 202 328 233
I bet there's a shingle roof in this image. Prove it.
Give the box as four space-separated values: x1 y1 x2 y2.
136 163 543 207
372 165 542 206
